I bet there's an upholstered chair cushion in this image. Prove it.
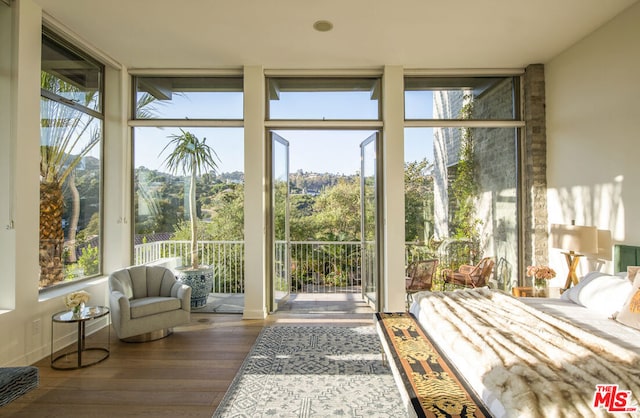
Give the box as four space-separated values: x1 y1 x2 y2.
108 266 191 341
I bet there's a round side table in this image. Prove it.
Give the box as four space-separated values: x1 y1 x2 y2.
51 305 110 370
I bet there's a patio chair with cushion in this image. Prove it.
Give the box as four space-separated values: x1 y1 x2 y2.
405 259 439 309
442 256 495 289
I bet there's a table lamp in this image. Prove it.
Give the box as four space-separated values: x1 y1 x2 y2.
550 222 598 290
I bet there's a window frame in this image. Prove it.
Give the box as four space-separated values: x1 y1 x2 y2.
266 76 383 122
39 27 105 291
404 75 521 122
132 75 244 121
403 74 525 290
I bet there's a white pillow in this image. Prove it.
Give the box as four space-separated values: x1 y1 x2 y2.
560 271 603 302
568 273 632 316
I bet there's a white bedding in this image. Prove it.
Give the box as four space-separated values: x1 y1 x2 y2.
521 297 640 353
409 288 640 418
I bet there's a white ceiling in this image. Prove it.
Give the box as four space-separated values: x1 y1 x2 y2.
33 0 639 70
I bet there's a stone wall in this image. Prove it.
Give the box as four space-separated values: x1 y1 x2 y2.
522 64 548 273
473 79 519 289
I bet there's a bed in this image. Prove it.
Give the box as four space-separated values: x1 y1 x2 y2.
408 270 640 418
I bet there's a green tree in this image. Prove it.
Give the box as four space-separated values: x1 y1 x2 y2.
39 72 100 287
78 245 99 276
289 194 319 240
76 212 100 243
404 158 434 243
313 178 360 241
206 184 245 240
159 129 219 269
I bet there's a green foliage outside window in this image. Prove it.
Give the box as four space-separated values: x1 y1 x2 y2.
404 158 434 244
451 95 480 244
78 245 99 276
135 159 437 291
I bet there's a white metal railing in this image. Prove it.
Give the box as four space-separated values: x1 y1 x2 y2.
285 241 362 293
134 240 435 294
134 240 245 293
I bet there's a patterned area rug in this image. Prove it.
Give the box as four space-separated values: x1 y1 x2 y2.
375 312 492 418
213 325 406 417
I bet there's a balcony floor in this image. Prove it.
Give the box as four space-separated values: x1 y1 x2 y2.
195 292 374 316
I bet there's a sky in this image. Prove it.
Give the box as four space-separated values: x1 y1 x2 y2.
134 89 435 175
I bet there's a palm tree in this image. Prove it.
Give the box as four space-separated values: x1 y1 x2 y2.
160 129 219 269
40 68 160 287
39 73 100 287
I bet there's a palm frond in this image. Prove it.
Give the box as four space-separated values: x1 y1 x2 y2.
160 129 220 176
40 72 100 184
136 92 161 119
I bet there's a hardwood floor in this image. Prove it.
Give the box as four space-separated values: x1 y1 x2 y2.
2 296 375 417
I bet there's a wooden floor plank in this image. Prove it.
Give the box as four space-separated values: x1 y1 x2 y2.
1 297 375 417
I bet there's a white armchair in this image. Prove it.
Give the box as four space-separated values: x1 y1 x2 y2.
109 265 191 342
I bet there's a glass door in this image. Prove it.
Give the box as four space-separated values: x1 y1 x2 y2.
271 132 290 312
360 133 379 309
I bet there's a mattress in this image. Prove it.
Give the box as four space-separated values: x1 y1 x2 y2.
409 290 640 417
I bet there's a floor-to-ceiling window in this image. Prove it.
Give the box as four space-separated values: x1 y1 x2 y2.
404 75 523 290
404 127 436 261
131 75 244 312
39 28 104 290
265 76 383 309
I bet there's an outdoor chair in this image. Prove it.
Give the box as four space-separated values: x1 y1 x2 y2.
442 257 495 289
405 259 438 309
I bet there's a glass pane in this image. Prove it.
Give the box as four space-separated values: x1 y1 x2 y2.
272 133 290 305
41 32 102 113
39 97 102 289
360 134 377 305
268 78 380 120
135 77 243 119
433 126 518 290
405 77 516 120
404 128 437 261
133 127 245 297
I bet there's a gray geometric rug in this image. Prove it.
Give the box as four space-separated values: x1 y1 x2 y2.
212 325 407 417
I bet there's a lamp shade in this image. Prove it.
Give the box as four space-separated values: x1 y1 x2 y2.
597 229 612 260
550 224 598 254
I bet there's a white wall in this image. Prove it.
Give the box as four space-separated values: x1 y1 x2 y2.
0 0 119 367
0 0 49 367
546 1 640 282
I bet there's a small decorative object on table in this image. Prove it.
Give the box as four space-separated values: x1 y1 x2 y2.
64 290 90 316
526 265 556 296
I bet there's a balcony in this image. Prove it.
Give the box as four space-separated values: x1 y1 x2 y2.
134 240 441 297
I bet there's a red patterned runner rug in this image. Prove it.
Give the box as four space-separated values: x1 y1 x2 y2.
375 312 492 418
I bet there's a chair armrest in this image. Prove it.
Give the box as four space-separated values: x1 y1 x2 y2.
171 282 192 312
109 290 131 320
458 265 474 274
